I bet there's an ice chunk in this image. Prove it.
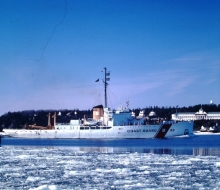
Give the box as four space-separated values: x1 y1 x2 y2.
29 185 58 190
26 177 45 182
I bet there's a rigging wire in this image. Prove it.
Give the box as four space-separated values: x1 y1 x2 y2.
108 86 122 108
93 80 103 106
98 79 103 106
107 87 113 109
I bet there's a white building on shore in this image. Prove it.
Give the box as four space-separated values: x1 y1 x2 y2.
171 108 220 121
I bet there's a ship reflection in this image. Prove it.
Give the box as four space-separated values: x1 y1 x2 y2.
52 147 220 156
2 143 220 155
2 137 220 156
193 148 220 156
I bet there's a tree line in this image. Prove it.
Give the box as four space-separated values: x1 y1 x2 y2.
0 104 220 129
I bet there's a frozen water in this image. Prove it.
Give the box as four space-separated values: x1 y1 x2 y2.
1 146 220 189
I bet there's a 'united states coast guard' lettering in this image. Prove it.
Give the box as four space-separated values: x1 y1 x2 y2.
127 129 157 133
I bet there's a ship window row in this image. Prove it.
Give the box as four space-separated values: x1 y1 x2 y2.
115 125 157 128
57 126 78 130
80 126 112 130
114 123 145 126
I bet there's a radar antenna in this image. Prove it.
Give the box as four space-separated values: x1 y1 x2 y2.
126 101 129 110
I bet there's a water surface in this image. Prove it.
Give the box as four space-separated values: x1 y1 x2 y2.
1 135 220 189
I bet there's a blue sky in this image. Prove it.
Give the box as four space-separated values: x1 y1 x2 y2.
0 0 220 115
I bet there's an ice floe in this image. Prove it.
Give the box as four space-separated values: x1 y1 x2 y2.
0 147 220 189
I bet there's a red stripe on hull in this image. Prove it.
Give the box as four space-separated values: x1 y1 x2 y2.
154 124 172 138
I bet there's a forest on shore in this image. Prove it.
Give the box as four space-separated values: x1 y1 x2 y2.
0 104 220 129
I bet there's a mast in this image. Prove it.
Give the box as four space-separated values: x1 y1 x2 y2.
103 67 110 108
47 112 51 127
52 112 56 128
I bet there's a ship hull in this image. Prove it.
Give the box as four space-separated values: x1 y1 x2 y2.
1 121 193 139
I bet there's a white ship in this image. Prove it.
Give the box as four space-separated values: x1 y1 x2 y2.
0 68 193 139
